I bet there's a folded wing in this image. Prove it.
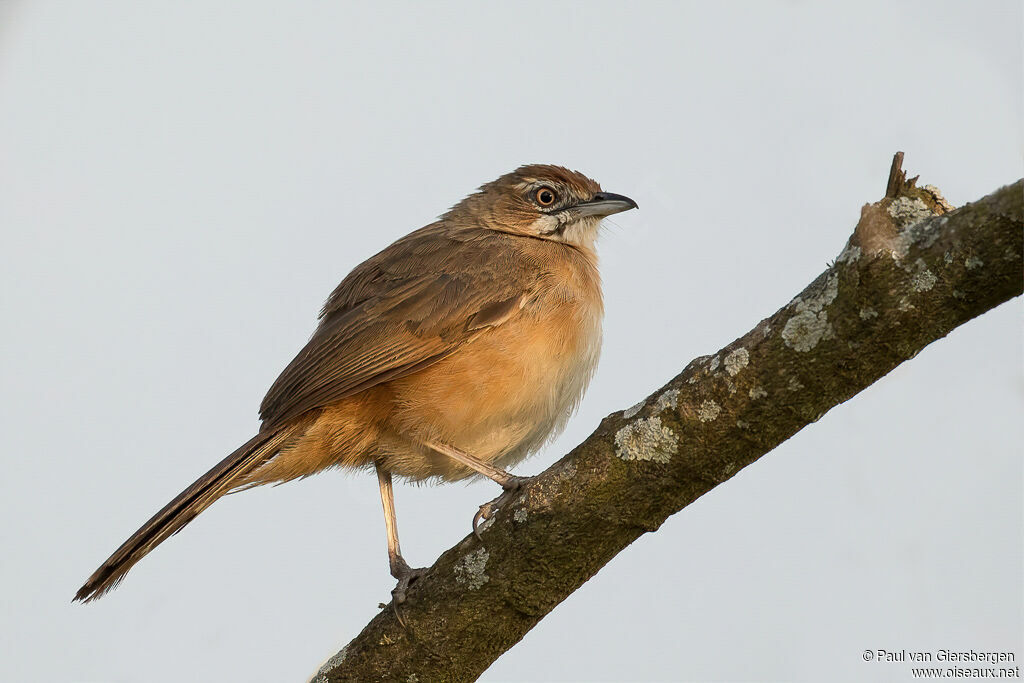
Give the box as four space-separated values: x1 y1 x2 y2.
258 225 531 429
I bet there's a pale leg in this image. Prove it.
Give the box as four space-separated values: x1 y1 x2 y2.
424 440 532 538
375 462 426 609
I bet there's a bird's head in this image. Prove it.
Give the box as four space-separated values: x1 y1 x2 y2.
445 164 638 250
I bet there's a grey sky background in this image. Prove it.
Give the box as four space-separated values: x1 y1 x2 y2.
1 2 1021 681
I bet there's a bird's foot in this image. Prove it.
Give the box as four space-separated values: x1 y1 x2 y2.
473 475 532 540
388 556 427 627
390 556 427 607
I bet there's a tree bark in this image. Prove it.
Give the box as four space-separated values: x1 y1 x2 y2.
313 158 1023 683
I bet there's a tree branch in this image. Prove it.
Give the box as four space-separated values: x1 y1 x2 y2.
314 159 1023 682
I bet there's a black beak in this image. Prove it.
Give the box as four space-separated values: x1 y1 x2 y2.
573 191 639 217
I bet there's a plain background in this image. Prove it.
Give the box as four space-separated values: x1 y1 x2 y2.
1 2 1020 681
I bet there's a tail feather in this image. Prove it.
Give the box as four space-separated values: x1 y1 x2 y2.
74 429 293 602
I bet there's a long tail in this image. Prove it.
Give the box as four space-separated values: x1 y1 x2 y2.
74 428 295 602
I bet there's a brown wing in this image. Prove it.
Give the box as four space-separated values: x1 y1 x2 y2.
258 224 530 429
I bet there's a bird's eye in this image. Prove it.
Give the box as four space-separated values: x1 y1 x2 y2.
535 187 557 207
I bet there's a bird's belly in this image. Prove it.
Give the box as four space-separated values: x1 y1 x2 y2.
383 307 602 481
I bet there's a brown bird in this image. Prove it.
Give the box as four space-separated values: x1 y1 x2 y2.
74 165 637 604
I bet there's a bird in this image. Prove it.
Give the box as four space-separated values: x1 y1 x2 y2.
74 164 637 605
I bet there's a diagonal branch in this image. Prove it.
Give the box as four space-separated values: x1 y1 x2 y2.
314 157 1023 683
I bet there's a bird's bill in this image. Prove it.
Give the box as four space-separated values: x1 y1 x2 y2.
570 191 639 217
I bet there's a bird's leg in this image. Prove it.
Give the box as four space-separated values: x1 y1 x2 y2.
375 462 426 616
424 441 531 539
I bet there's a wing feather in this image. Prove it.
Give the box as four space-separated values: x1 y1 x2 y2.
258 225 531 428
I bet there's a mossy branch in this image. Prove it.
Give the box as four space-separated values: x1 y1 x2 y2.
314 156 1023 682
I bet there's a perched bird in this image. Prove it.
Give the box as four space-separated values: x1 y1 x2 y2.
74 165 637 604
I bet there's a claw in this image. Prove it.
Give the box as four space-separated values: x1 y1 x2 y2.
391 565 426 605
472 475 531 540
388 556 427 626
